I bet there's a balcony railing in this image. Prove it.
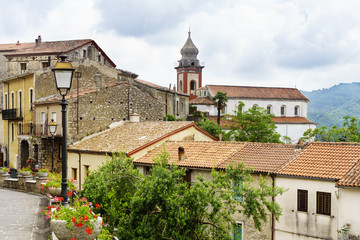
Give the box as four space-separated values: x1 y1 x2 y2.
20 123 62 137
2 109 23 120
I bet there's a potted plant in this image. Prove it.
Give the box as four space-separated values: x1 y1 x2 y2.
42 172 76 196
37 168 49 178
19 166 32 176
43 197 103 240
0 167 10 176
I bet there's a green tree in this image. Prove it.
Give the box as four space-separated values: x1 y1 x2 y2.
117 148 286 240
80 152 142 229
213 92 228 125
229 101 282 143
302 115 360 142
196 117 231 140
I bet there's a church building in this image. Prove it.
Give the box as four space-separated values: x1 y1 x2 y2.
175 31 204 100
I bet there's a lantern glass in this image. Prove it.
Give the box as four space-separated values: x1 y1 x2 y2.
49 122 57 136
54 70 73 89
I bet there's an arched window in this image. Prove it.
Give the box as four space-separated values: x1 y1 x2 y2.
11 92 15 109
267 105 272 114
190 81 196 95
18 90 22 117
281 105 286 116
294 106 300 116
4 93 8 110
29 88 33 110
252 104 258 109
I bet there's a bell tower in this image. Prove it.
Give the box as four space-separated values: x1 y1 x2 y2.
175 31 204 100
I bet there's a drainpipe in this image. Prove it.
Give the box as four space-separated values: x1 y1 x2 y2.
271 174 275 240
77 152 82 190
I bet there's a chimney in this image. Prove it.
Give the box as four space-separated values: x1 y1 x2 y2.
295 139 303 150
35 35 42 47
93 74 104 90
178 147 186 161
130 113 140 123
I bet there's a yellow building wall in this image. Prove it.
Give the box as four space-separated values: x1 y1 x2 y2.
34 103 62 136
68 126 216 189
2 73 34 168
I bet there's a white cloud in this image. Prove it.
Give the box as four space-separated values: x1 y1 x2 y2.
1 0 360 91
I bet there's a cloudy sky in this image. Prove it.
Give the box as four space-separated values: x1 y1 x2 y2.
1 0 360 91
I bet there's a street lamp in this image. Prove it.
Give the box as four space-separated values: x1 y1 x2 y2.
49 119 57 172
52 54 75 207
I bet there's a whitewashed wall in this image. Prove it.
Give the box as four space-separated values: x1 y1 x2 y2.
338 187 360 236
275 177 339 240
276 123 316 143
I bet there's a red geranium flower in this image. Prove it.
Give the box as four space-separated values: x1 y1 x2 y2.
75 222 83 227
67 191 73 197
95 203 101 209
86 227 93 235
72 218 76 223
47 205 53 210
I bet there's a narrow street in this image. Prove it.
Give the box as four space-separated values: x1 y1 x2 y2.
0 189 50 240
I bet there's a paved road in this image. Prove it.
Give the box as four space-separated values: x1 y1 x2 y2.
0 188 50 240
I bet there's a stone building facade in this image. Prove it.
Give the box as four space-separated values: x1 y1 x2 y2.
134 79 189 120
26 77 164 171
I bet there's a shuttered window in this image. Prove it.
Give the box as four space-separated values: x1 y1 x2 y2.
317 192 331 215
297 190 308 212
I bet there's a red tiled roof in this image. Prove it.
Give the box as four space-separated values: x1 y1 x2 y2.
337 160 360 188
217 142 298 173
134 141 247 169
69 122 199 154
277 142 360 180
2 39 116 67
190 97 214 105
272 117 315 124
135 141 296 172
207 85 309 101
0 42 35 52
5 39 92 56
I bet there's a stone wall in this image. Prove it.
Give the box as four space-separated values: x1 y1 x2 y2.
66 82 165 144
34 59 123 100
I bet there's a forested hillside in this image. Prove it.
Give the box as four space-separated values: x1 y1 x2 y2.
302 82 360 128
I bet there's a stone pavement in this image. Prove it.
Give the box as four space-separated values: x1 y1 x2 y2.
0 188 50 240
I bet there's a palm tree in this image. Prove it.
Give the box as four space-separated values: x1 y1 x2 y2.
213 92 228 125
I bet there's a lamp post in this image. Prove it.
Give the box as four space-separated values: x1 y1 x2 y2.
49 119 57 172
52 54 75 207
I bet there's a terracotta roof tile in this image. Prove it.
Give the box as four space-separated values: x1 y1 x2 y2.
337 160 360 188
207 85 309 101
5 39 92 56
0 42 35 52
134 141 247 169
218 142 298 173
271 117 315 124
68 121 197 153
277 142 360 180
190 97 214 105
135 141 296 172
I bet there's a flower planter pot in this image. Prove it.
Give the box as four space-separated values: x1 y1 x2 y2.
37 172 48 178
0 172 9 177
48 187 62 196
50 217 102 240
20 171 32 176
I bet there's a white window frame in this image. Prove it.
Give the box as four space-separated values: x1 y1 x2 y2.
281 105 286 116
232 221 243 240
29 88 34 110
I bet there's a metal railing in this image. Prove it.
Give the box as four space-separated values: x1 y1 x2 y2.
20 123 62 137
2 108 23 120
